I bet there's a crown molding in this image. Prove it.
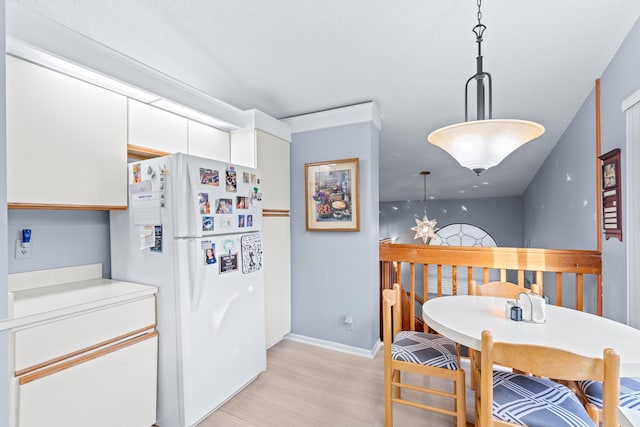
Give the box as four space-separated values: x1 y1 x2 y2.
282 102 381 134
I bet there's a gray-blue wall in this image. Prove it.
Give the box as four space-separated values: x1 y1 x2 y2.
524 18 640 321
380 196 523 247
7 210 111 277
291 121 380 350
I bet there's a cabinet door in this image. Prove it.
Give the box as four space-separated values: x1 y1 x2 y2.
128 98 188 153
256 130 290 210
230 128 257 168
18 334 158 427
6 56 127 207
262 216 291 347
187 120 230 161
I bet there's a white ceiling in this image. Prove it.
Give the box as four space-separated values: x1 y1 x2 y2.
10 0 640 201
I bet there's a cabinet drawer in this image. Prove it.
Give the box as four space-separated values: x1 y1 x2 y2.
13 296 155 373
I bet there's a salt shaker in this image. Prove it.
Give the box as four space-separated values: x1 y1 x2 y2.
510 301 523 321
505 300 515 318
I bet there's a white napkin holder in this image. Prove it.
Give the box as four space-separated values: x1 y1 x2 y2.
518 292 546 323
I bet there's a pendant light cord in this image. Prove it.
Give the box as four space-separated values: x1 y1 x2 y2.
423 173 428 217
474 0 485 57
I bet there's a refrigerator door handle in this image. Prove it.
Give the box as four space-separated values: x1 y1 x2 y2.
189 239 205 312
175 157 203 239
185 162 203 239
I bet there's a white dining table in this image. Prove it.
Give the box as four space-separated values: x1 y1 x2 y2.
618 406 640 427
422 295 640 377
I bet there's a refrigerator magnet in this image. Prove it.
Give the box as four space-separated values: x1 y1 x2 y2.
219 253 238 274
241 234 262 274
225 169 237 192
202 216 214 232
238 215 245 228
199 168 219 186
202 242 217 266
150 225 163 252
198 193 211 214
236 196 248 209
215 198 233 214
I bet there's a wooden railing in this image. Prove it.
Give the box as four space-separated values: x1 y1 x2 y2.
379 242 602 331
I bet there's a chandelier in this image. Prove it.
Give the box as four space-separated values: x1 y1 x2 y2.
427 0 544 175
411 171 438 244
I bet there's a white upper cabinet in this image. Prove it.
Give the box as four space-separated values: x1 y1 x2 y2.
128 99 188 154
230 128 257 168
187 120 230 162
6 55 127 208
256 130 290 210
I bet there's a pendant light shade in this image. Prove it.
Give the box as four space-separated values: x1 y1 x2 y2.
428 0 544 175
428 119 545 175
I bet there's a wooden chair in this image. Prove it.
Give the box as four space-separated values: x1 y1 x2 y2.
382 283 466 427
468 280 530 299
468 281 532 389
577 376 640 424
480 330 620 427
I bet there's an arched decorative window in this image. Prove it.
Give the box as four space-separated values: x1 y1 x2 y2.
427 223 499 295
429 223 497 247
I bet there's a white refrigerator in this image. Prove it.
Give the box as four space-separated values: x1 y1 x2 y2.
110 153 266 427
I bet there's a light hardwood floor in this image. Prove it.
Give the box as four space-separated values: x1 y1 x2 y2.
200 339 475 426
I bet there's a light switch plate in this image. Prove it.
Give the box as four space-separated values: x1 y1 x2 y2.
15 240 32 259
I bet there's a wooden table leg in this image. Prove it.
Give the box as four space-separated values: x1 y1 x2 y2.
469 349 479 390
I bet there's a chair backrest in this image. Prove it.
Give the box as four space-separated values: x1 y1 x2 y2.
382 283 403 345
480 330 620 427
469 280 530 299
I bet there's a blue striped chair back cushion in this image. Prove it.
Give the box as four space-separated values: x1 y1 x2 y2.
578 377 640 410
391 331 459 370
492 371 595 427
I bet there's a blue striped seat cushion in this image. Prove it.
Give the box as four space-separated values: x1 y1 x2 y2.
391 331 459 370
578 377 640 410
492 371 595 427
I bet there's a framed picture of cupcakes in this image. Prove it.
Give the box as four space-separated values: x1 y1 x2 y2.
305 158 360 232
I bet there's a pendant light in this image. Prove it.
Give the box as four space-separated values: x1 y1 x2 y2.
427 0 544 175
411 171 438 244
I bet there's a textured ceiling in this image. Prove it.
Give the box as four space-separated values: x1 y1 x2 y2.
11 0 640 201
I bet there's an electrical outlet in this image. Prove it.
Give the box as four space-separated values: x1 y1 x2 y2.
344 313 354 331
15 240 32 259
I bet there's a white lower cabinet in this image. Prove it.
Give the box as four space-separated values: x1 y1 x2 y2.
10 296 158 427
17 334 158 427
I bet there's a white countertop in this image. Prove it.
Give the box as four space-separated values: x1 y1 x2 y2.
1 265 157 332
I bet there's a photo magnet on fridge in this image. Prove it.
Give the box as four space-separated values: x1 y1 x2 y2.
236 196 248 209
226 169 237 192
150 225 163 252
198 193 210 214
200 168 219 186
202 241 217 266
215 198 233 214
202 216 214 232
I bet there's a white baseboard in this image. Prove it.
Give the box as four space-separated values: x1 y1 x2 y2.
285 333 382 359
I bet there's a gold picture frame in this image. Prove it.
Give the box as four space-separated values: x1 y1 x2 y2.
305 158 360 232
